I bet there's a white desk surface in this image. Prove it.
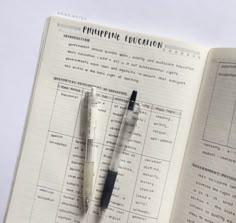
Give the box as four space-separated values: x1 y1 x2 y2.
1 0 236 221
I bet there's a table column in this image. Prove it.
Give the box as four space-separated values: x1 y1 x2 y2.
204 63 236 146
55 138 85 222
228 101 236 148
143 105 181 161
127 102 152 155
128 105 181 221
30 84 83 222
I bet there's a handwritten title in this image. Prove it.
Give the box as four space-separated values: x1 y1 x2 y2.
82 26 163 49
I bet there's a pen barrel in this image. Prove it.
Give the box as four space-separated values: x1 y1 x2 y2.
87 90 97 139
85 139 95 162
109 110 137 171
87 106 96 139
100 170 118 209
83 162 94 197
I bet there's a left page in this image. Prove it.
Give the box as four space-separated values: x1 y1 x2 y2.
5 16 208 223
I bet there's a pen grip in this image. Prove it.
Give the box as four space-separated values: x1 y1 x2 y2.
83 162 94 197
100 170 118 209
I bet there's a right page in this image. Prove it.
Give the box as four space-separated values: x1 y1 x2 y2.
171 48 236 223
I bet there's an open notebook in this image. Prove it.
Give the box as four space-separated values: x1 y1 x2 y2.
5 16 236 223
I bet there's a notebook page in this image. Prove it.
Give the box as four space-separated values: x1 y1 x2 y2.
170 49 236 223
5 16 208 223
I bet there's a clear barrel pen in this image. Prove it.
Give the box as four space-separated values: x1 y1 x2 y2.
83 87 97 212
100 90 140 211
